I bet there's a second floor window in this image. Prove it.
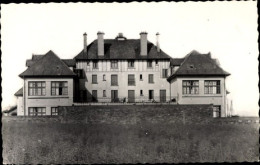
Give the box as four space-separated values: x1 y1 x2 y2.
182 80 199 94
92 75 97 84
147 60 153 68
128 60 135 68
28 81 46 96
111 75 118 86
128 74 135 86
103 74 106 81
148 74 154 83
140 74 143 80
111 60 118 69
162 69 168 78
93 60 98 69
103 90 106 97
204 80 221 94
51 81 68 96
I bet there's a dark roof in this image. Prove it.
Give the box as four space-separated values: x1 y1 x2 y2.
26 55 75 67
62 59 76 67
3 106 17 113
170 58 185 66
20 50 76 78
74 39 172 60
167 50 230 81
14 87 23 96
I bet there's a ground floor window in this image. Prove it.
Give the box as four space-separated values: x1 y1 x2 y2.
28 107 46 116
51 107 58 116
213 106 221 118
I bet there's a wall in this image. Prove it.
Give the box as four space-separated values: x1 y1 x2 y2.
76 60 171 102
170 77 226 117
23 78 74 116
17 96 24 116
58 104 214 124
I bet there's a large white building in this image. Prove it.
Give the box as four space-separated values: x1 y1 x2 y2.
14 32 230 117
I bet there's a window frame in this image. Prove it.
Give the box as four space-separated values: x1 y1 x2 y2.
147 60 153 68
28 81 46 96
92 74 98 84
111 60 118 69
148 74 154 84
140 74 143 81
204 80 221 94
111 74 118 86
93 60 98 69
182 80 199 95
162 69 168 78
140 90 143 96
213 105 221 118
103 74 106 81
51 107 58 116
28 107 46 116
128 60 135 68
51 81 68 96
128 74 135 86
103 90 106 97
149 90 154 100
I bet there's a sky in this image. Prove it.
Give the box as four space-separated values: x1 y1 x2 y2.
1 2 258 116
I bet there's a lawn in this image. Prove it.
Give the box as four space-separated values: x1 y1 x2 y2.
2 120 259 164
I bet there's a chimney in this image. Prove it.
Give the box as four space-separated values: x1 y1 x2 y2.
97 31 105 56
83 33 87 54
156 32 160 52
140 31 148 56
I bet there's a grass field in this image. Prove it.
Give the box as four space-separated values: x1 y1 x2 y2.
2 119 259 164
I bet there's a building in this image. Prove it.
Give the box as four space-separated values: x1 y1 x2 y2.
14 31 230 117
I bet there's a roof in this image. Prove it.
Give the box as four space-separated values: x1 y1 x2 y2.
26 55 76 67
74 39 172 60
20 50 77 78
167 50 230 81
14 87 23 96
3 106 17 113
170 58 185 66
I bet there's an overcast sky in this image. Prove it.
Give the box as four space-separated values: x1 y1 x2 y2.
1 2 258 116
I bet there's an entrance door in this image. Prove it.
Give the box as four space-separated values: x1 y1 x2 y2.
111 90 118 102
128 90 135 103
160 90 166 102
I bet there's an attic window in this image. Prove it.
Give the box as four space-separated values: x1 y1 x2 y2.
189 65 194 69
116 33 127 40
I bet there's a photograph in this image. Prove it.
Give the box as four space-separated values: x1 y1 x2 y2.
1 1 259 164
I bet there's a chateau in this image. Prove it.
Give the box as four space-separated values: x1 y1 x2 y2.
14 32 230 117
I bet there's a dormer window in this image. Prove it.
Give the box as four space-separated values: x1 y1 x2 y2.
147 60 153 68
128 60 135 68
115 33 127 41
189 65 194 69
111 60 118 69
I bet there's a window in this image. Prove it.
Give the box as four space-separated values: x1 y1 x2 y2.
92 75 97 84
149 90 154 100
147 60 153 68
128 74 135 86
93 60 98 69
51 107 58 116
87 61 90 66
213 106 221 118
148 74 154 83
204 80 221 94
140 90 143 96
28 81 46 96
155 60 158 65
140 74 143 80
111 75 118 86
28 107 46 116
182 80 199 94
128 60 135 68
162 69 168 78
74 69 84 79
51 82 68 96
92 90 98 102
103 74 106 81
103 90 106 97
111 60 118 69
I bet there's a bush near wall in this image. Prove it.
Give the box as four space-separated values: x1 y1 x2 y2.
58 104 213 124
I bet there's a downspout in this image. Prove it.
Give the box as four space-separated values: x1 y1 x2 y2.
224 77 226 117
23 77 26 116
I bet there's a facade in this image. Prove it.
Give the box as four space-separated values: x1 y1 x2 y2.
14 32 230 117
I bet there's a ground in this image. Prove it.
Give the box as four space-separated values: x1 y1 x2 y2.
2 117 259 164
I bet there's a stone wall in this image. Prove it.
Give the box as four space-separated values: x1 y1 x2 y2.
58 104 214 124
